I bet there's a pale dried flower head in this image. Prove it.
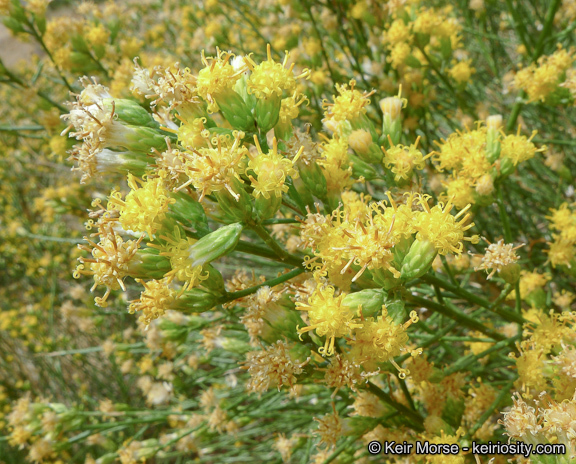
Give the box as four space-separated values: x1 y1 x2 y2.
242 340 308 393
474 239 522 279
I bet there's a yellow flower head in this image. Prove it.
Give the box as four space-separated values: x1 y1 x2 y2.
318 137 353 192
296 280 362 356
158 227 208 286
74 223 144 307
383 19 413 45
474 239 522 279
547 203 576 243
177 117 207 150
323 79 375 122
449 59 475 84
242 340 307 393
547 237 575 267
500 128 545 166
433 125 489 177
414 195 479 254
514 46 575 102
383 136 431 181
108 175 175 239
278 93 307 124
248 137 300 199
177 132 248 201
245 44 310 99
349 309 418 369
197 49 245 112
518 270 551 297
129 279 175 325
389 42 412 69
442 177 476 209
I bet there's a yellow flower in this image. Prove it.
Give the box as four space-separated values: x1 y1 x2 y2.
248 137 299 199
196 49 245 112
177 132 248 201
414 195 479 255
74 223 144 307
129 279 175 325
500 128 545 166
383 136 431 181
296 281 362 356
349 309 418 369
245 44 310 99
323 79 375 122
278 93 307 124
108 175 175 239
449 59 475 84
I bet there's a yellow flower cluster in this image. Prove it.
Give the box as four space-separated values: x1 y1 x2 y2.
546 202 576 269
514 45 575 102
433 118 546 208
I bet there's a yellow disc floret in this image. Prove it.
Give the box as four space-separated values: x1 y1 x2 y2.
196 49 246 112
74 223 144 307
323 79 375 122
129 278 176 325
382 136 431 181
108 174 175 239
176 132 248 201
248 137 300 199
245 44 310 99
296 280 362 356
414 195 479 254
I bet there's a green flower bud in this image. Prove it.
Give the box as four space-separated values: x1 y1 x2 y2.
298 162 327 200
255 194 282 221
441 396 465 431
168 192 210 237
400 238 438 282
96 452 118 464
384 296 408 325
187 223 244 267
558 165 572 182
103 99 159 128
3 17 25 33
219 335 252 354
200 264 226 294
486 115 502 163
255 94 282 133
525 288 547 309
393 236 415 270
440 37 452 60
130 248 172 279
499 157 515 178
214 178 254 223
342 417 380 437
260 301 306 344
218 88 257 132
342 289 386 318
500 263 521 285
380 95 404 147
173 287 220 313
349 154 379 180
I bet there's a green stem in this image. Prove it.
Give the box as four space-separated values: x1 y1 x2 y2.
221 267 305 303
496 186 513 242
442 334 522 376
301 0 338 85
366 382 425 431
422 274 524 324
530 0 562 60
505 92 525 132
249 222 302 267
406 295 505 341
